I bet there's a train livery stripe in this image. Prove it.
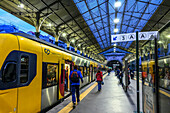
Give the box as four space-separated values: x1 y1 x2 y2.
134 78 170 97
58 73 108 113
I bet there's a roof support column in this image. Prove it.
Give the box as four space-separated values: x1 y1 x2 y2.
80 50 82 55
86 49 90 57
67 42 70 50
87 51 90 58
89 53 93 59
35 12 53 38
35 12 40 38
54 27 59 46
83 48 86 56
55 35 59 46
74 47 77 53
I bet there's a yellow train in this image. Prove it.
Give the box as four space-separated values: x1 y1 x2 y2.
0 33 106 113
141 60 155 84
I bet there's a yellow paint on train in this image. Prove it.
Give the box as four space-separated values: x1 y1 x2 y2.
0 34 19 113
17 36 42 113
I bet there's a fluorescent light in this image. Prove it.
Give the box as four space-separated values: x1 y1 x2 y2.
114 28 118 33
114 1 121 8
114 18 119 23
18 3 24 8
62 32 67 37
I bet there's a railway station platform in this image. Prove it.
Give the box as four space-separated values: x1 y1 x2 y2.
47 71 142 113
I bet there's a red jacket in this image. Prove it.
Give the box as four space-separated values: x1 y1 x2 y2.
96 72 103 81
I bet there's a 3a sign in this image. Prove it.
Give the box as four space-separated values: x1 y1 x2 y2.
111 31 158 43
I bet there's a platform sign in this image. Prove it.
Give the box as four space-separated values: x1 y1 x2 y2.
111 31 158 43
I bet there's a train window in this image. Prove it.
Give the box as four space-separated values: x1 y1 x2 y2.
20 56 29 83
87 67 90 76
80 67 83 76
84 67 87 76
46 64 57 87
2 62 16 82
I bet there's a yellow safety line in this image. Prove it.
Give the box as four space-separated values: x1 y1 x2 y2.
134 78 170 97
58 74 108 113
159 89 170 97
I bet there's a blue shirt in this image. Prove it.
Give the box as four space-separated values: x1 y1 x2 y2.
69 69 83 85
117 69 120 75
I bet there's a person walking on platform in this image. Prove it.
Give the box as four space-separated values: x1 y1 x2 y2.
117 68 120 77
119 70 124 87
128 68 131 85
130 69 134 79
69 65 83 107
108 69 111 76
96 70 103 91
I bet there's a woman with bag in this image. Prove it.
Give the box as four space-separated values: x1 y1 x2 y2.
96 70 103 91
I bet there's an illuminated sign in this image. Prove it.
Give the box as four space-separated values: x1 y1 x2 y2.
111 31 158 43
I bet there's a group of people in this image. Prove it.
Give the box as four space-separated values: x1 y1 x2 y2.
116 68 124 87
116 67 134 87
69 65 104 107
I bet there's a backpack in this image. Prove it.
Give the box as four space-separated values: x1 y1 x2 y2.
71 71 79 82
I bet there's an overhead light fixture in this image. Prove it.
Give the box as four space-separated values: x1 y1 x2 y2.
158 41 162 44
114 28 118 33
114 43 117 46
48 23 52 27
62 32 67 37
166 35 170 38
71 39 75 43
114 1 121 8
114 18 119 23
18 3 24 8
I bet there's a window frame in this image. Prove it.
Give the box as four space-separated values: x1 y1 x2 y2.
2 62 17 83
20 55 29 84
42 62 59 89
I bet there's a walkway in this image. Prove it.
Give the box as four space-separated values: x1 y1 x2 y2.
47 71 140 113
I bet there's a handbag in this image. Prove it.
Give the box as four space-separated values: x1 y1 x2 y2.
101 81 104 85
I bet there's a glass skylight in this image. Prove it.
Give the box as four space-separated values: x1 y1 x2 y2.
73 0 163 58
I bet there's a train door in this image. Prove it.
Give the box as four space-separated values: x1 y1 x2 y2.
87 67 90 82
65 63 70 95
64 61 73 96
17 36 42 113
90 65 93 82
41 63 59 110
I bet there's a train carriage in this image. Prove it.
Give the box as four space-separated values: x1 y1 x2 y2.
0 33 106 113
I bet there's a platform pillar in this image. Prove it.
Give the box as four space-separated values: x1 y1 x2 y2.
136 31 140 113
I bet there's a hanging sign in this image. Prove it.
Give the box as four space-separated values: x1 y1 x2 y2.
111 31 158 43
